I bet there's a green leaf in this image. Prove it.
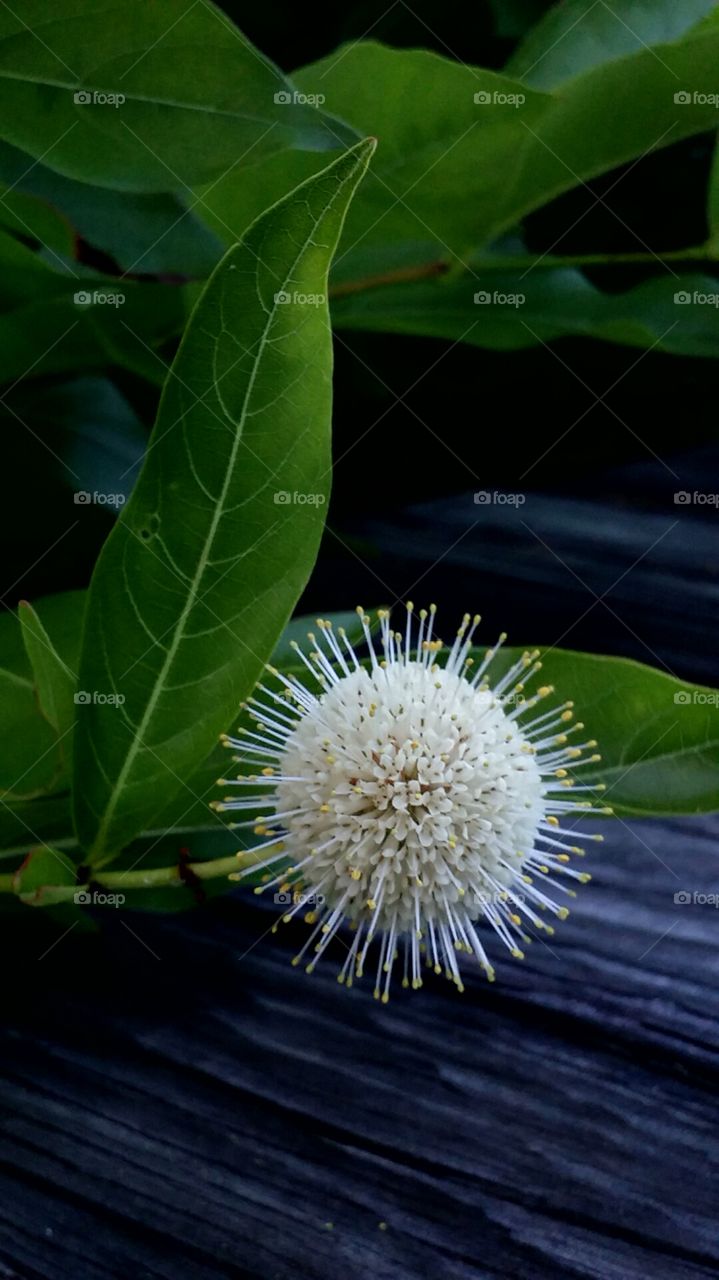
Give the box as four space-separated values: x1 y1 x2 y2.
0 670 64 801
0 140 223 276
18 601 77 741
200 32 719 276
0 0 356 193
12 844 77 905
72 137 376 862
0 592 84 809
507 0 719 88
474 647 719 817
332 268 719 357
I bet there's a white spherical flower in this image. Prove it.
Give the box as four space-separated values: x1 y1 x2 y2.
216 606 609 999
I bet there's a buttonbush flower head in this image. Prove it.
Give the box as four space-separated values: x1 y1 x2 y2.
216 606 610 998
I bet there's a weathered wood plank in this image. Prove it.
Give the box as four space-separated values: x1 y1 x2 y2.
0 811 716 1279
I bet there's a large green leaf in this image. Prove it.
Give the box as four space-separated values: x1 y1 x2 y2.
0 0 356 193
199 32 719 277
72 137 376 862
332 268 719 357
475 647 719 817
507 0 719 88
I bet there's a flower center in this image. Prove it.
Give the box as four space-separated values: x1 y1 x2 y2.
275 662 544 932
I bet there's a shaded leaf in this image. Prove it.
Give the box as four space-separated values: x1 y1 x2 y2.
332 268 719 357
0 0 356 192
0 140 223 276
507 0 719 88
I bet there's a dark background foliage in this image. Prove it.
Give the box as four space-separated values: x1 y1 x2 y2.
3 0 717 670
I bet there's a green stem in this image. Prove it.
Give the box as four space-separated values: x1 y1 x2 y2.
329 243 716 298
470 245 714 270
0 851 257 902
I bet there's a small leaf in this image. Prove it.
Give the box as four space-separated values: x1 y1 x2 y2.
19 601 77 742
0 592 84 806
73 138 376 862
13 844 77 905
